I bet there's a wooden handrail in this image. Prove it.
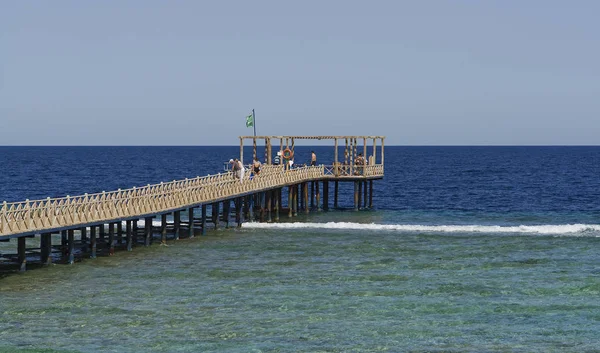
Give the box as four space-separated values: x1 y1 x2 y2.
0 164 383 236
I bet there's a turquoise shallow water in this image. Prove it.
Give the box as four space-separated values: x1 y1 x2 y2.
1 211 600 352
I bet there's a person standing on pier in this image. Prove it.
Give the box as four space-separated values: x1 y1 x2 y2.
230 159 245 183
311 151 317 166
252 157 262 176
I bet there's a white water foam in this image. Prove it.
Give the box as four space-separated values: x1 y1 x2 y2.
242 222 600 235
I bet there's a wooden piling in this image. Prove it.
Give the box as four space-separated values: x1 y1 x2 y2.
67 229 75 264
323 181 329 211
258 193 265 223
274 189 280 221
80 227 88 251
299 183 305 212
174 211 181 240
201 205 207 235
212 203 220 230
303 182 309 213
108 223 115 255
224 200 231 228
144 217 153 246
293 185 298 217
161 214 167 244
99 224 106 240
310 182 315 209
358 182 363 210
117 222 123 245
248 195 254 221
266 191 272 222
334 181 339 208
40 232 52 265
316 181 321 211
125 220 132 252
188 207 194 238
81 226 88 243
18 237 26 272
354 181 359 211
236 197 243 227
90 226 97 258
369 180 374 208
288 186 293 218
132 221 138 243
363 181 368 209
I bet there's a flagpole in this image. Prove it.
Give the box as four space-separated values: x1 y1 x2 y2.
252 109 256 137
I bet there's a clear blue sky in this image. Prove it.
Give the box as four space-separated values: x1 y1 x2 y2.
1 1 599 145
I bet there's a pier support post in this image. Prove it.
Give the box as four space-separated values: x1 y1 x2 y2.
80 227 87 251
212 203 220 230
248 195 254 221
354 181 359 211
358 182 363 210
288 186 293 218
299 183 304 211
108 223 115 255
201 205 207 235
132 220 138 242
323 182 329 211
90 226 97 258
310 182 315 209
334 181 339 208
274 189 280 222
61 230 67 249
81 226 88 244
293 185 298 217
174 211 181 240
18 237 26 272
236 197 243 227
144 217 153 246
266 192 272 222
161 214 167 244
117 222 123 245
223 200 231 228
99 224 106 240
259 193 265 223
188 207 194 238
368 180 372 206
316 181 321 211
363 181 368 209
303 182 309 213
125 220 132 252
40 232 52 265
67 229 75 264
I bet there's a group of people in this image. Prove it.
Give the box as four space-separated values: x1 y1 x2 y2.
229 157 263 183
271 151 318 169
230 150 368 180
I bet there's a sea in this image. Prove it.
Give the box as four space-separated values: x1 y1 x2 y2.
1 146 600 353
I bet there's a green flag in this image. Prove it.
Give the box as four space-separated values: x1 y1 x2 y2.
245 114 254 128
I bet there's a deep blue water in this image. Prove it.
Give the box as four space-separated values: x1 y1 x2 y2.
2 146 600 217
1 146 600 352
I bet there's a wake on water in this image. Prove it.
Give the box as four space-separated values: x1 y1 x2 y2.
242 222 600 236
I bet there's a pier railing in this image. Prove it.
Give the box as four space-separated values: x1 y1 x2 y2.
0 164 383 237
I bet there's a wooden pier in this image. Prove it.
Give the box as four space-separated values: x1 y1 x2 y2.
0 136 384 272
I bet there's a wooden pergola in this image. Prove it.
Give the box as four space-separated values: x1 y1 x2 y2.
239 135 385 167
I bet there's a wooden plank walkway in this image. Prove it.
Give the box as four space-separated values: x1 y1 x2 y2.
0 164 384 239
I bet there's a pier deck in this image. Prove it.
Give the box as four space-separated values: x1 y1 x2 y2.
0 135 384 271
